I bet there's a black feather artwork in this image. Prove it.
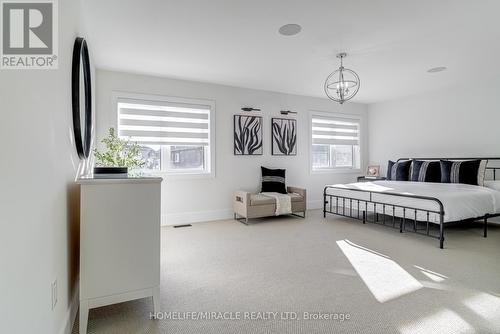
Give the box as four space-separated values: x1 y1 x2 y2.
271 118 297 155
234 115 263 155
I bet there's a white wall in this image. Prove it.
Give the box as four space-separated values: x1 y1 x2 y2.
0 1 87 333
368 78 500 175
96 70 368 225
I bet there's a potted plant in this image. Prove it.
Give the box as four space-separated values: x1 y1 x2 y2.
93 127 145 176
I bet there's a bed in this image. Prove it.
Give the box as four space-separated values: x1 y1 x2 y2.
323 157 500 248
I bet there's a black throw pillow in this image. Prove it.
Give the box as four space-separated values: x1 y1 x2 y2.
386 160 395 180
410 160 441 182
261 167 287 194
386 160 411 181
440 160 486 186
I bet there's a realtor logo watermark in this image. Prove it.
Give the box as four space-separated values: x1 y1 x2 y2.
1 0 58 69
149 311 351 322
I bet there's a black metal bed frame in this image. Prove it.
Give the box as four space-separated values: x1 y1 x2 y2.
323 157 500 249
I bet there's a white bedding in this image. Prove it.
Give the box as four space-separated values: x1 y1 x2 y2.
325 181 500 223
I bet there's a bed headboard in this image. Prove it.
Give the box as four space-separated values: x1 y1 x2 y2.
396 157 500 180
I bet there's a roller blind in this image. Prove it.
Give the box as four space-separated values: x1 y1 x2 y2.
117 98 211 146
311 115 360 146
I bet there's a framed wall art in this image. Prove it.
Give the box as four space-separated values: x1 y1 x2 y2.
271 118 297 156
234 115 263 155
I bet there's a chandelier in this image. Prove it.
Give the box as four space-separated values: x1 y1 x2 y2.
324 53 360 104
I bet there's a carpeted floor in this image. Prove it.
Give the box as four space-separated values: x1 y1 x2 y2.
73 210 500 334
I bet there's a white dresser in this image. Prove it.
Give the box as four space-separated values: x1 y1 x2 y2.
77 176 162 334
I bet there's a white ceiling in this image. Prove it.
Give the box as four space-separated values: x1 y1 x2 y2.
83 0 500 104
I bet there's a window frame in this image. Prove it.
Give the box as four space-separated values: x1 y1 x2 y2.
309 110 363 174
112 91 216 179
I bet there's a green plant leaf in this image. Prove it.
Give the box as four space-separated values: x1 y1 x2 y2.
94 127 146 169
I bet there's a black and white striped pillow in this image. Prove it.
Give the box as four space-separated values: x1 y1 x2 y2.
410 160 441 182
261 167 287 194
440 160 487 186
386 160 411 181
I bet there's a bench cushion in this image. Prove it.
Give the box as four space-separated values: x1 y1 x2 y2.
250 193 303 206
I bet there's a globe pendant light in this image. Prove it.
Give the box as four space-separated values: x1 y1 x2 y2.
324 53 360 104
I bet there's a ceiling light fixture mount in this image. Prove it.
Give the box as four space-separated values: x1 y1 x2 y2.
278 24 302 36
427 66 447 73
324 52 360 104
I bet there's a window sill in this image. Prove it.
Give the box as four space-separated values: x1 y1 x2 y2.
310 168 361 175
148 171 215 181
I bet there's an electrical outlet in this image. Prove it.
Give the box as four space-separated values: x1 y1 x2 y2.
51 279 57 310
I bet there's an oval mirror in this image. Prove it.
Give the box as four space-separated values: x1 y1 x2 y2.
71 37 92 159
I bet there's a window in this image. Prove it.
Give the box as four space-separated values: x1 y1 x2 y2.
311 114 361 171
116 94 214 176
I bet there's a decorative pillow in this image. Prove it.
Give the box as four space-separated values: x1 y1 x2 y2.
386 160 411 181
261 167 287 194
484 180 500 191
410 160 441 182
440 160 487 186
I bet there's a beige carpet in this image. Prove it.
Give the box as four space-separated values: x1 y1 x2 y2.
73 210 500 334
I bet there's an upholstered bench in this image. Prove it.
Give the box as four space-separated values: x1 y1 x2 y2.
233 187 306 224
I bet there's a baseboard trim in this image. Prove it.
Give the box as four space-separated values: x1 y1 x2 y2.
162 200 323 226
59 279 79 334
162 209 233 226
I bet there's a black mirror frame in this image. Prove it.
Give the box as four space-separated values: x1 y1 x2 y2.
71 37 92 159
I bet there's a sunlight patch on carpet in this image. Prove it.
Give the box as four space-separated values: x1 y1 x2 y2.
337 239 422 303
462 292 500 325
399 309 473 334
414 265 448 282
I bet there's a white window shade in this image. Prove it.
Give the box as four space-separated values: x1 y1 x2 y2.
117 98 210 146
311 116 360 146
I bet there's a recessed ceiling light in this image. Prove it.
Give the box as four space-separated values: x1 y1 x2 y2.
427 66 447 73
278 24 302 36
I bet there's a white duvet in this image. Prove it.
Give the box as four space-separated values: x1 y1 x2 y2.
325 181 500 223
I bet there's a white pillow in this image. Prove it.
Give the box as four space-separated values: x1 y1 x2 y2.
483 180 500 192
478 160 487 186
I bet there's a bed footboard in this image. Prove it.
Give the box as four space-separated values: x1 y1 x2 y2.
323 185 446 248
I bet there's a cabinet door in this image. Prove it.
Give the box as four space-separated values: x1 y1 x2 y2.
80 182 161 299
